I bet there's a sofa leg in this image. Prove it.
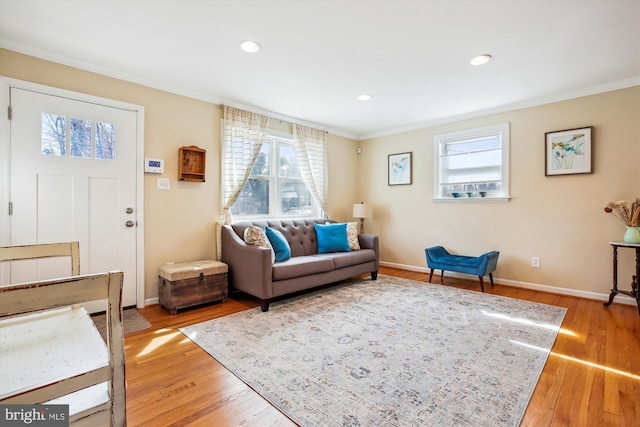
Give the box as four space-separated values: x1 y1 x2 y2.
428 268 434 283
440 270 445 284
371 271 378 280
479 276 485 293
489 273 495 288
260 300 270 312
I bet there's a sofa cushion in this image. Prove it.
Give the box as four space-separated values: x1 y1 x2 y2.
317 249 376 269
315 223 351 254
244 225 275 264
265 227 291 263
272 255 335 281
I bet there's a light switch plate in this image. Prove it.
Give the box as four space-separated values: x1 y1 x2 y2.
157 178 170 190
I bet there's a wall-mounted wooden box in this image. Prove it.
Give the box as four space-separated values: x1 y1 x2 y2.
178 145 206 182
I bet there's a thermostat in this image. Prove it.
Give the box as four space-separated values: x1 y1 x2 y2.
144 158 164 173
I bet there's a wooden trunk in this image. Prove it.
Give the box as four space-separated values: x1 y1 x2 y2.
158 260 228 315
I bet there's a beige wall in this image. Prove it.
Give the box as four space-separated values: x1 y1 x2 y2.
358 87 640 295
0 49 359 301
2 48 637 300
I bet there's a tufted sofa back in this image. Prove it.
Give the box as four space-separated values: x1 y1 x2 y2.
229 219 335 257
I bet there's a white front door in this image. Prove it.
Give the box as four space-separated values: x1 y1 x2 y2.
1 84 142 309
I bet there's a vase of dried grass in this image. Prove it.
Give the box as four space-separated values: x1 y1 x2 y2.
623 226 640 244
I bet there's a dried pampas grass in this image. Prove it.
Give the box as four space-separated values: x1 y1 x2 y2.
604 198 640 227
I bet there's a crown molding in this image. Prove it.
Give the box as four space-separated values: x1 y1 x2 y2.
357 76 640 140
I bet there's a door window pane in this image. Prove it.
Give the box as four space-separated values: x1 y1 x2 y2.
70 118 92 158
41 113 66 156
96 122 116 160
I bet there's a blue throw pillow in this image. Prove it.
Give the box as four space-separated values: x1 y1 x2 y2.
265 227 291 263
315 223 351 254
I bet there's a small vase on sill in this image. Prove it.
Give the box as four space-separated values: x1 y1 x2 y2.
623 226 640 244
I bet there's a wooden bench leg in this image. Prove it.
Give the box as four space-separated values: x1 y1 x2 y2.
440 270 445 284
478 276 485 292
428 268 434 283
489 273 495 288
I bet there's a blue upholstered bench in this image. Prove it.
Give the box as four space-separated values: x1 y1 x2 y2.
424 246 499 292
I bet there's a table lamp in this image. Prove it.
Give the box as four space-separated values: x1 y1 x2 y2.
352 202 372 234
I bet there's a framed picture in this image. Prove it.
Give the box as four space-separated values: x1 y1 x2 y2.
545 126 592 176
388 152 412 185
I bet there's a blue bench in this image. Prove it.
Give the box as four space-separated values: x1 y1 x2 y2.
424 246 499 292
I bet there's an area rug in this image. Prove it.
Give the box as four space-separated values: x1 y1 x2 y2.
93 308 151 339
180 275 566 427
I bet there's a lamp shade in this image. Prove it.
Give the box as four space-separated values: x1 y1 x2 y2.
352 203 372 218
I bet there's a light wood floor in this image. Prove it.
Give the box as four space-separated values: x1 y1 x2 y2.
126 267 640 426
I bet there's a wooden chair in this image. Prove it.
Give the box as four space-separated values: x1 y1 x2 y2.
0 241 80 276
0 244 125 426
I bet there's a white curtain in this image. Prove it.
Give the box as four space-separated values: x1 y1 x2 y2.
293 124 328 217
217 106 271 259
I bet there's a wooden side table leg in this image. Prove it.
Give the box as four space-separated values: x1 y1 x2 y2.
603 245 618 307
635 248 640 316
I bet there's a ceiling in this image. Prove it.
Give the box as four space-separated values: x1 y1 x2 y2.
1 0 638 140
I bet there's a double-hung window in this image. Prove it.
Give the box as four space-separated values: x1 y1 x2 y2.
433 123 510 201
231 134 319 218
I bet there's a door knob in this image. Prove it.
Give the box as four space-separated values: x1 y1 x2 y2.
126 221 135 228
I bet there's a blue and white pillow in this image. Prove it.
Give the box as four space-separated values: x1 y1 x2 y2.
244 225 275 264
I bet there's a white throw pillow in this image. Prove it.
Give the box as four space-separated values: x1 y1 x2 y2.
244 225 276 264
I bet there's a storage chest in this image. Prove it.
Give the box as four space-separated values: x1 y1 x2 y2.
158 260 228 314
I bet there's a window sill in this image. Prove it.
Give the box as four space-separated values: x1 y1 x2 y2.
432 196 510 203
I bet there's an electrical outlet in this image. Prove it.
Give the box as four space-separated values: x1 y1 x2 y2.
531 257 540 268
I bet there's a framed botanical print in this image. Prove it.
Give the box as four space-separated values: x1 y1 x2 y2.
545 127 592 176
388 152 412 185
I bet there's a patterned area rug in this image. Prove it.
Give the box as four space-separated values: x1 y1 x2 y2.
93 308 151 340
180 275 566 427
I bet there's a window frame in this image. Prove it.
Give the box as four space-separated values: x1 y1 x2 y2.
231 132 320 219
433 123 510 203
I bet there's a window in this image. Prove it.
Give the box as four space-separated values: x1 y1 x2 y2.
231 134 318 218
42 112 116 160
434 123 509 201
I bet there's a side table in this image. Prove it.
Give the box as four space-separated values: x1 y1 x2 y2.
603 242 640 316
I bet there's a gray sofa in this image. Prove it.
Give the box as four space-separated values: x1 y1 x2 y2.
221 219 379 311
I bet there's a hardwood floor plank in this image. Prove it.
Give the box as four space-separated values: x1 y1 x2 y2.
125 267 639 426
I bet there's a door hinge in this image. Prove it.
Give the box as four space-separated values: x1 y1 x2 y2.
8 106 12 120
8 202 13 215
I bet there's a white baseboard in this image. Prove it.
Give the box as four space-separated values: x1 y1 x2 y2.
380 261 637 307
145 297 159 306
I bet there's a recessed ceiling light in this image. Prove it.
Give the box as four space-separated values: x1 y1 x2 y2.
470 54 492 65
358 94 372 101
240 40 261 53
